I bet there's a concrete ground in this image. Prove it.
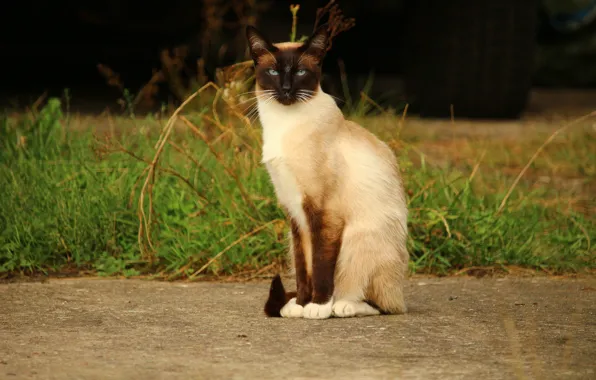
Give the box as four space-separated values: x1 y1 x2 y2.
1 276 595 380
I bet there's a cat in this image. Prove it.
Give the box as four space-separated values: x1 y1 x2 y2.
246 24 409 319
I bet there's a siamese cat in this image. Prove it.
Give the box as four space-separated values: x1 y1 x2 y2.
246 25 409 319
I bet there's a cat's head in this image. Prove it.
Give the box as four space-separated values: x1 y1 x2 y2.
246 25 329 106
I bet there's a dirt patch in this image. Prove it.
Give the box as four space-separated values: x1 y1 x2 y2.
1 276 594 379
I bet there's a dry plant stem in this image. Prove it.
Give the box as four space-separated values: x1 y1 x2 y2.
97 64 124 91
469 151 486 182
447 150 487 203
31 91 48 113
566 216 592 253
167 141 211 176
407 180 436 205
148 159 210 203
360 91 385 113
202 114 256 155
202 84 258 154
359 95 431 167
133 70 165 108
138 83 215 260
397 103 410 137
412 207 452 238
56 168 129 187
129 167 150 208
178 115 262 219
496 110 596 215
106 109 117 140
454 266 495 276
167 256 202 281
247 262 277 280
98 140 210 203
207 128 232 147
188 219 282 279
169 214 272 281
313 0 355 52
290 4 300 42
337 59 352 108
229 107 262 145
212 88 225 128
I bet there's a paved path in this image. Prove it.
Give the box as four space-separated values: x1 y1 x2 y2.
1 276 595 379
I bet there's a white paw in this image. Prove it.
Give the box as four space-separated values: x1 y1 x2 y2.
333 300 380 318
280 297 304 318
332 300 357 318
303 298 334 319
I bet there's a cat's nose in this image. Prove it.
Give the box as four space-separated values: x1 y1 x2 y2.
282 82 291 91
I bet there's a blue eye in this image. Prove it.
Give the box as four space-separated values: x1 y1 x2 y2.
296 69 307 76
267 68 279 76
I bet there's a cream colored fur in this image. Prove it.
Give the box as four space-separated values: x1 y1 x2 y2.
303 297 334 320
257 83 409 318
333 300 380 318
280 297 304 318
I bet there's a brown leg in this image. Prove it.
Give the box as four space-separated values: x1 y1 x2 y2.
290 218 312 306
304 199 343 304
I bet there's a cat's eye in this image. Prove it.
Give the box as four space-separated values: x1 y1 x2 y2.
267 68 279 76
295 69 307 76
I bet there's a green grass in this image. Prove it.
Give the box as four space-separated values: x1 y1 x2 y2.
0 98 594 279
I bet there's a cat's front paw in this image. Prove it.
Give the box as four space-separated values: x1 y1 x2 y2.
332 300 380 318
280 297 304 318
332 300 357 318
303 298 333 319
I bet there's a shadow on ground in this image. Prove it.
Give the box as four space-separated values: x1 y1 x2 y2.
1 276 595 379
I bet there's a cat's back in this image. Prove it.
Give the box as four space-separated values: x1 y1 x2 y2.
339 120 399 175
334 119 406 220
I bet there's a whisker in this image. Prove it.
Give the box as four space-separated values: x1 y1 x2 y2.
327 94 344 102
296 91 314 103
236 95 267 106
237 98 258 106
238 91 275 103
296 94 309 104
245 102 259 115
236 90 261 97
298 88 342 102
246 103 262 119
245 93 277 124
236 89 275 99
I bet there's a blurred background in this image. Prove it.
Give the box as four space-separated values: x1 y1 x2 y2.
0 0 594 283
1 0 596 118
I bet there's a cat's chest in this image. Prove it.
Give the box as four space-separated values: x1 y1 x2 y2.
260 118 306 163
259 106 318 228
265 159 307 229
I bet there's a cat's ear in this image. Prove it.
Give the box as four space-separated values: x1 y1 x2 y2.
246 25 277 63
301 24 330 62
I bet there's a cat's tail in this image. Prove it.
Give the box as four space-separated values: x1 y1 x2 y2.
264 274 297 317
